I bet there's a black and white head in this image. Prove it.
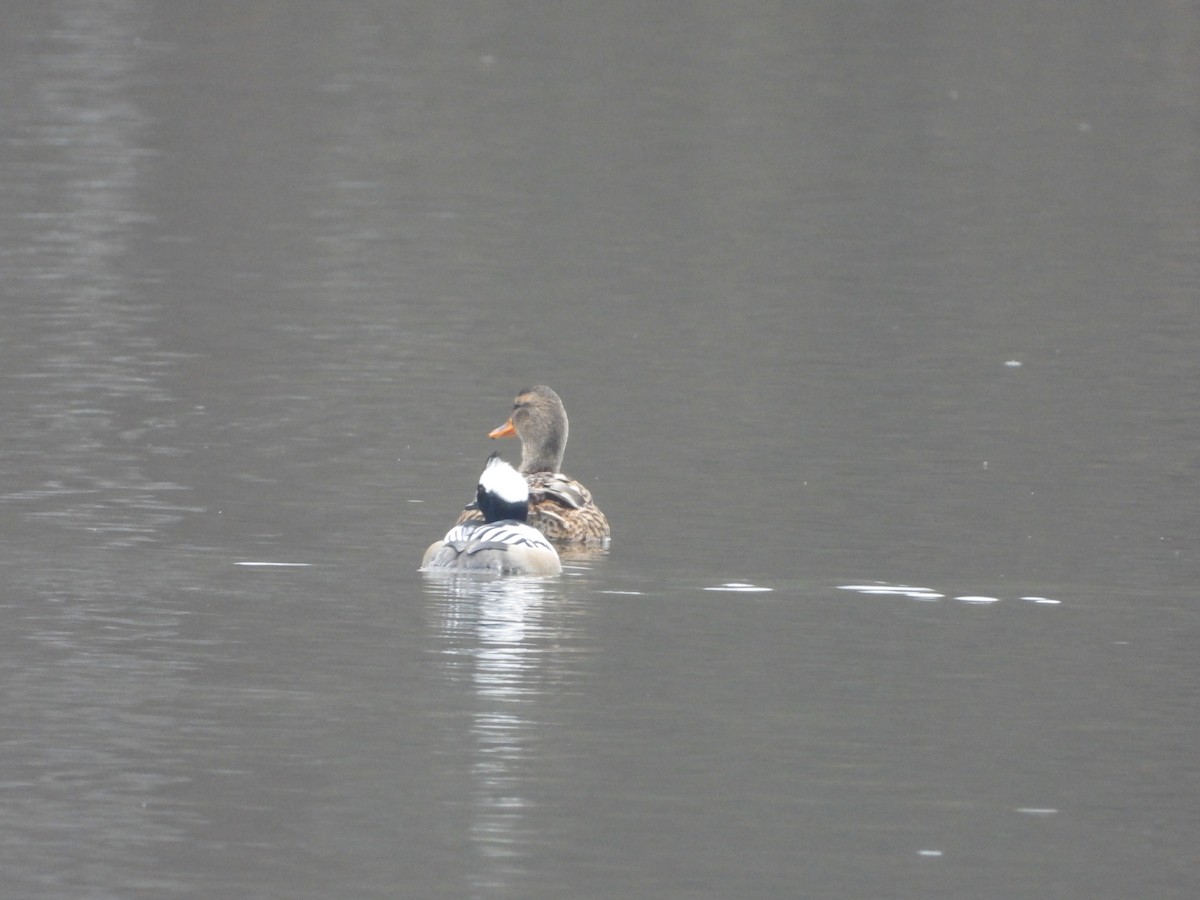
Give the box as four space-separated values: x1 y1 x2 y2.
475 453 530 523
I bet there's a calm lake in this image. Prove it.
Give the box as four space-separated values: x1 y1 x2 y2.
1 2 1198 897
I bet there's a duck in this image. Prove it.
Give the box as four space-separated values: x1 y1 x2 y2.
456 385 610 545
422 453 562 575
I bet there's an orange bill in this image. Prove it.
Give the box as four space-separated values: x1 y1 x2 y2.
488 419 517 439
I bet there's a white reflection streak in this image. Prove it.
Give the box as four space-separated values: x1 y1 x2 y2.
435 577 551 890
471 581 541 872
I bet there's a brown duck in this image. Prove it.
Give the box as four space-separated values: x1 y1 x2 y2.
456 385 610 545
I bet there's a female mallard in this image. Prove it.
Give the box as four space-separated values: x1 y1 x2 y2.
457 385 610 545
422 454 562 575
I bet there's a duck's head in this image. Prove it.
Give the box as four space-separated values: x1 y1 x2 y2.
475 452 530 523
488 384 568 474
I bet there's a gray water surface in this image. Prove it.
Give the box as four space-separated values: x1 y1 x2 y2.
2 2 1198 898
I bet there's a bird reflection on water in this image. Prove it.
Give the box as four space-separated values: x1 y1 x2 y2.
422 571 592 890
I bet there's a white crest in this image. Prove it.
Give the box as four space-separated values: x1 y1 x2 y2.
479 455 528 504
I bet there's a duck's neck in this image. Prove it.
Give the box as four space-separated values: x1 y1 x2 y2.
523 441 564 472
520 436 565 474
